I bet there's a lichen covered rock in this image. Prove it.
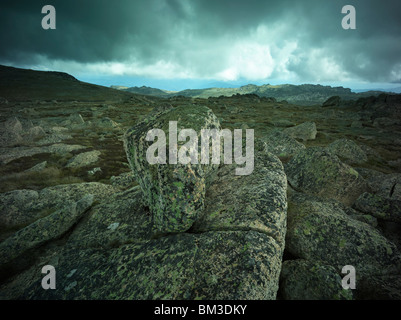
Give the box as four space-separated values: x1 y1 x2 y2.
286 192 401 277
280 259 353 300
283 121 317 141
22 230 282 300
0 195 94 269
285 147 368 205
124 105 221 235
326 138 367 165
262 129 305 158
354 192 401 223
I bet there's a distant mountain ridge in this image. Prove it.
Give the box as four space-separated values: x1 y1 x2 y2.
120 86 175 98
114 83 386 105
0 65 134 102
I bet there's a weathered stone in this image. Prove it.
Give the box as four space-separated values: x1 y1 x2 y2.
26 126 46 139
36 182 118 211
354 192 401 223
0 195 94 269
373 117 401 128
0 131 23 147
280 259 353 300
285 147 368 206
22 230 282 300
66 186 151 249
124 105 221 235
24 161 47 173
3 117 23 134
365 173 401 201
0 144 86 165
286 192 401 277
326 138 367 165
192 141 287 245
283 122 317 141
0 190 40 230
262 129 305 158
95 117 119 128
66 150 101 168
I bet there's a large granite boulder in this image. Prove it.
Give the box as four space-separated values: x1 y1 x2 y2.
286 192 401 278
124 105 221 235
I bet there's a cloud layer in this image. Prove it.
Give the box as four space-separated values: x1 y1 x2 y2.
1 0 400 84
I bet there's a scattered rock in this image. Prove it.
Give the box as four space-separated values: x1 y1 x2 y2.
25 161 47 173
66 150 101 168
36 133 73 145
0 190 40 230
0 144 86 165
68 113 85 125
283 122 317 141
0 182 118 232
263 129 305 158
286 192 401 277
95 117 119 128
285 147 368 206
326 138 368 165
373 117 401 128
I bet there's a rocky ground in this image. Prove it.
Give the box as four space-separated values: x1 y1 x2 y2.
1 72 401 299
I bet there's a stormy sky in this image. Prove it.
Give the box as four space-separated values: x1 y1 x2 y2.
1 0 400 90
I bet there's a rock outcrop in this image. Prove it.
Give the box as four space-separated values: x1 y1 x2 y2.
4 106 288 300
286 192 401 277
285 147 368 206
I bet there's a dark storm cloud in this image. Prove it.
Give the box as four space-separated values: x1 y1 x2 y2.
0 0 400 83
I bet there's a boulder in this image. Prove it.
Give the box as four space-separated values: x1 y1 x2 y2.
280 259 352 300
0 190 40 230
285 147 368 206
124 105 221 235
0 182 118 232
263 129 305 158
66 150 101 168
0 195 94 271
283 122 317 141
326 138 367 165
22 230 282 300
354 192 401 223
286 192 401 277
